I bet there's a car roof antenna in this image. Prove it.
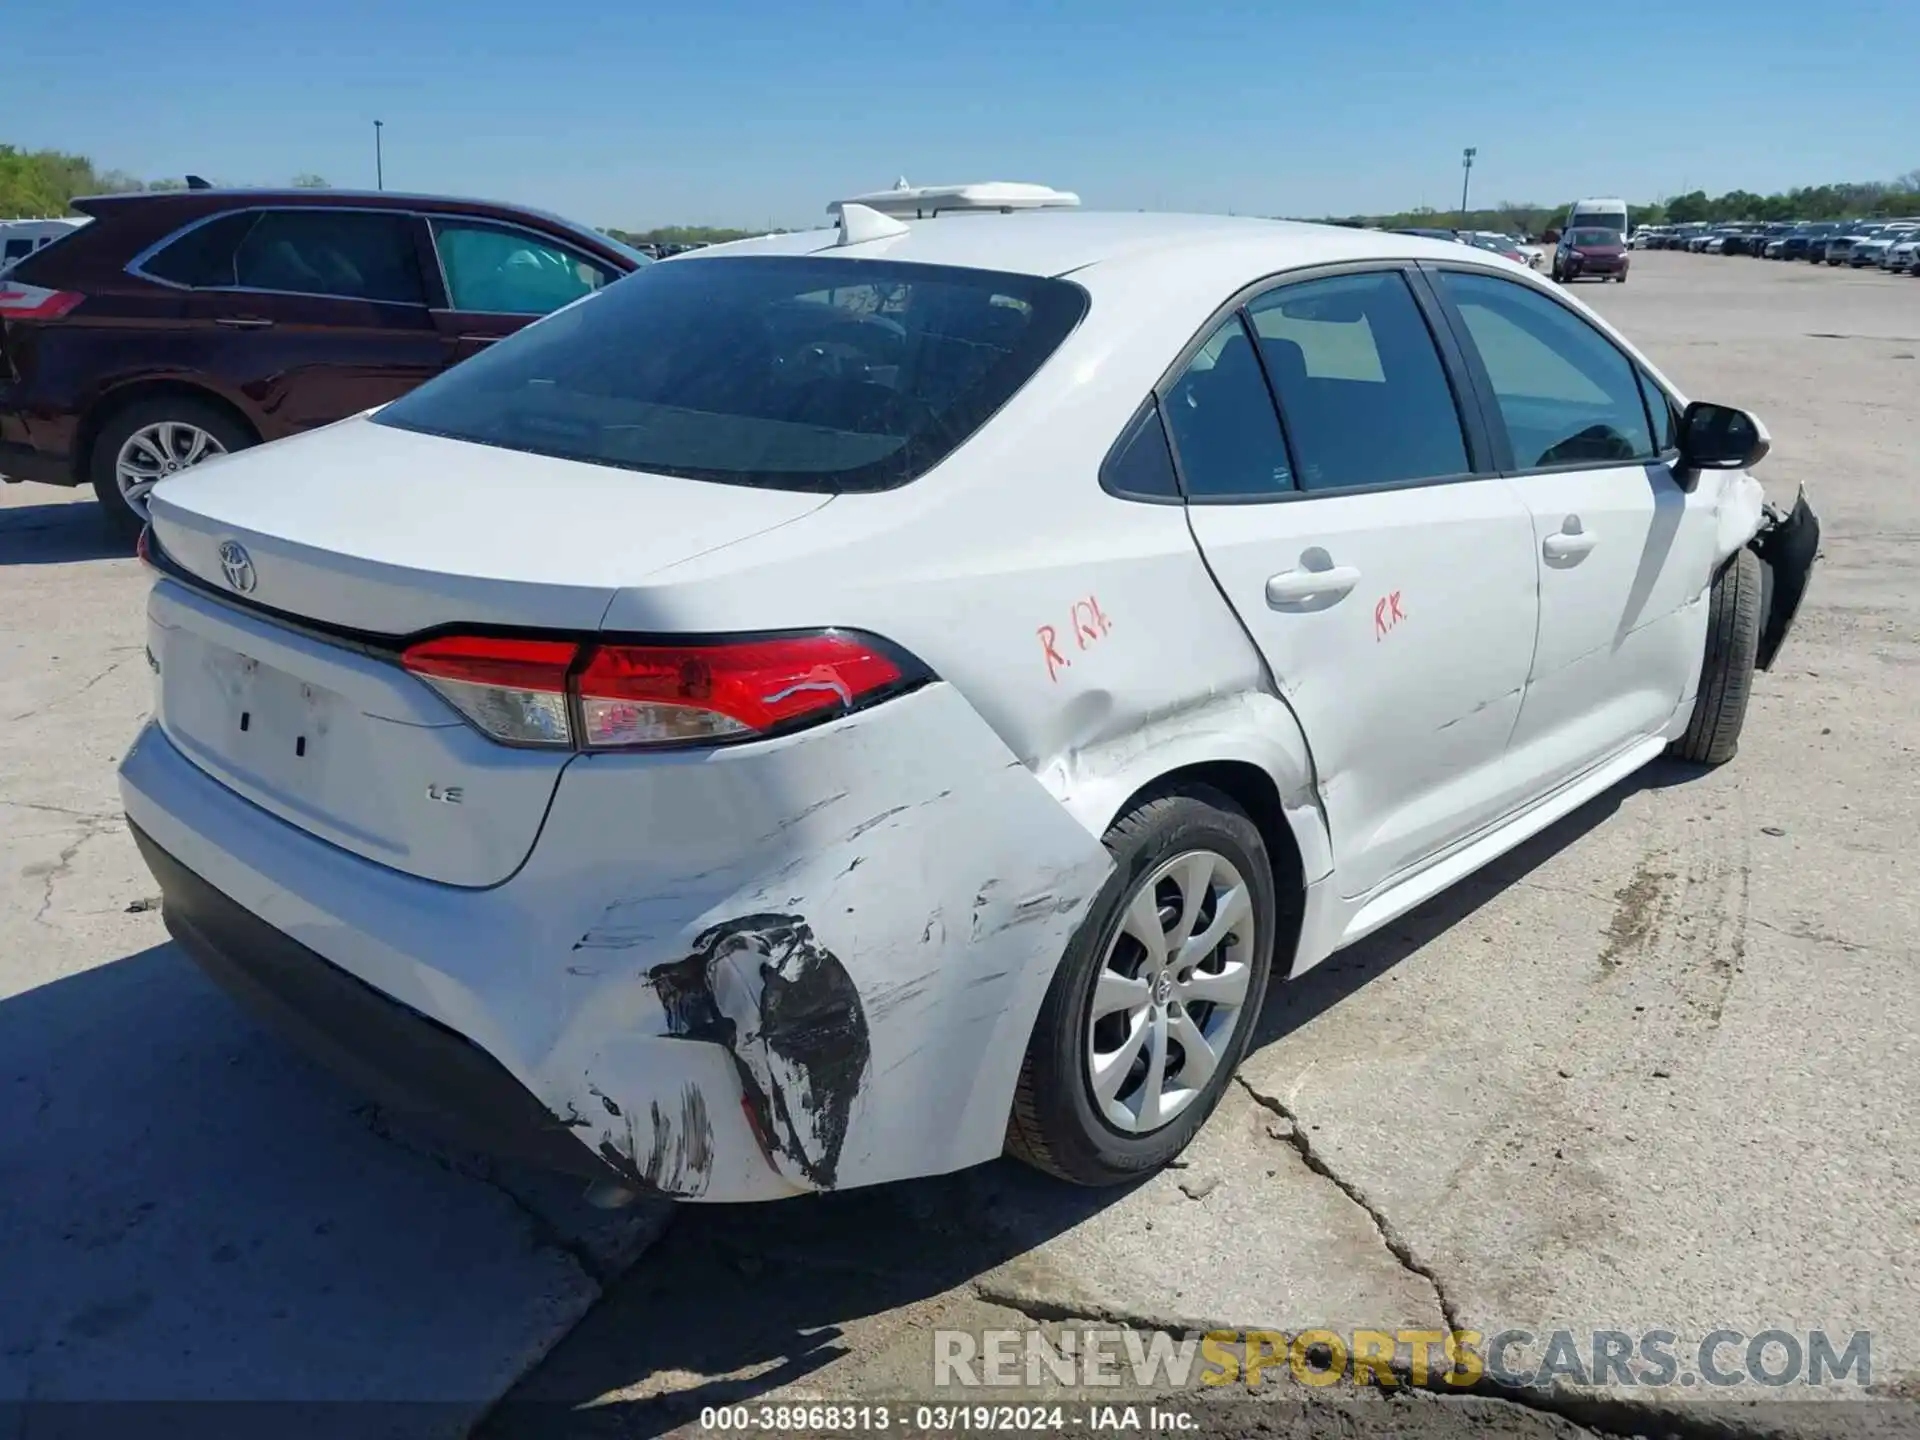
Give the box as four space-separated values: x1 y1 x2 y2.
185 175 212 190
835 202 911 247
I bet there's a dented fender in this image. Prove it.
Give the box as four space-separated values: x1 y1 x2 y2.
1033 688 1334 887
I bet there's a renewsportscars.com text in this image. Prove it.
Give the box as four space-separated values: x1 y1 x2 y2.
933 1327 1873 1391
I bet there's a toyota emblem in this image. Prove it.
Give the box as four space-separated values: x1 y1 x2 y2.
218 540 257 594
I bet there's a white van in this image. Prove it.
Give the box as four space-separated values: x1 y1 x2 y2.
1563 197 1629 241
0 218 89 275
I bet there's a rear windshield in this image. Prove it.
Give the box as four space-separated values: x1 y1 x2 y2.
1568 229 1618 245
372 254 1088 493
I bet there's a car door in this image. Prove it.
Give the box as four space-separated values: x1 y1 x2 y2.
1173 267 1540 902
423 217 623 367
185 207 445 434
1428 266 1714 796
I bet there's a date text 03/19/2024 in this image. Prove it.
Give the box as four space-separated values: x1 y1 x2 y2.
697 1403 1196 1433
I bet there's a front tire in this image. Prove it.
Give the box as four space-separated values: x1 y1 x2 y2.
1670 547 1763 766
1006 785 1278 1186
89 396 257 541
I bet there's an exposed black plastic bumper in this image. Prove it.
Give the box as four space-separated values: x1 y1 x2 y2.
1751 485 1820 673
129 821 618 1181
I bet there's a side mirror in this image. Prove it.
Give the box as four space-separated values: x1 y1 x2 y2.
1679 401 1770 470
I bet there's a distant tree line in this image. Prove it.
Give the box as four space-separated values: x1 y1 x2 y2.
603 225 772 247
12 140 1916 237
0 144 335 217
1318 169 1920 233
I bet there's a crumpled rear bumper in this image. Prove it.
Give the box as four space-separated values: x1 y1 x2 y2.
121 679 1116 1203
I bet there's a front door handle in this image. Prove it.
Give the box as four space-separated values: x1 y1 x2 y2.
455 334 500 346
214 316 274 329
1266 565 1362 605
1542 528 1599 561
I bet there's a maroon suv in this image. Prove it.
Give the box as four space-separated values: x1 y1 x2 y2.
0 188 650 535
1551 227 1629 284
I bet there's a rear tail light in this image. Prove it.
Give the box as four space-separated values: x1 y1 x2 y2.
400 635 578 747
0 283 85 320
399 631 920 750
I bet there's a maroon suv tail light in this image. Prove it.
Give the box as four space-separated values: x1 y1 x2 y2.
399 631 921 750
0 283 85 320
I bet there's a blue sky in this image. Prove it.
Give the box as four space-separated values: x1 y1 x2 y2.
8 0 1917 229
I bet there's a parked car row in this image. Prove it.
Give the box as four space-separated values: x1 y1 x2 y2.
1632 220 1920 272
1387 227 1543 269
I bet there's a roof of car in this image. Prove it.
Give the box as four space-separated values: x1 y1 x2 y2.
682 210 1477 279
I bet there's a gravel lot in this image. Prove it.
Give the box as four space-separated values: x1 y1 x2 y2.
1 249 1915 1438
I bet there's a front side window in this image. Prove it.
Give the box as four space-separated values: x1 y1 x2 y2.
1160 315 1294 500
432 220 617 315
373 256 1087 493
1247 270 1471 491
232 210 425 304
1435 270 1655 470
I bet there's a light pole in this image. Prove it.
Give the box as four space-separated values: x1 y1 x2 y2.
1460 147 1476 228
374 120 384 191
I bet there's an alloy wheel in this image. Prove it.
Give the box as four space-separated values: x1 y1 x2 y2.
115 421 227 520
1085 849 1255 1135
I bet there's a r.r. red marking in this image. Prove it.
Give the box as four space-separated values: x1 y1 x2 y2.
1042 595 1114 681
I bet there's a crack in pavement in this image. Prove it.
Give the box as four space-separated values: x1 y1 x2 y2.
1234 1074 1462 1334
8 654 136 724
29 819 124 928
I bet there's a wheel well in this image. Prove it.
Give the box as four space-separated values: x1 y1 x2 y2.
75 382 260 482
1113 760 1307 970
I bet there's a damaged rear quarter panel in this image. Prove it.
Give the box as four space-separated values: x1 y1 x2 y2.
526 683 1113 1196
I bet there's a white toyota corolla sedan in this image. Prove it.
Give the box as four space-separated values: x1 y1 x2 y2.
120 184 1819 1203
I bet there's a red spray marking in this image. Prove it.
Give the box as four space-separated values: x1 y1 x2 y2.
1040 625 1071 682
1375 590 1406 641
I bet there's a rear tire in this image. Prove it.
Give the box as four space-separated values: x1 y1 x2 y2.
1006 784 1278 1186
89 396 257 542
1670 548 1763 766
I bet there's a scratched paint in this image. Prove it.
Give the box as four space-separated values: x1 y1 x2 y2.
647 914 870 1189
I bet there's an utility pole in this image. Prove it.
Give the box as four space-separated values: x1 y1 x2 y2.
1460 147 1477 228
374 120 385 191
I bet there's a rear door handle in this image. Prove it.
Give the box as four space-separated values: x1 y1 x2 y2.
214 316 273 329
1542 530 1599 560
455 334 500 345
1266 565 1362 605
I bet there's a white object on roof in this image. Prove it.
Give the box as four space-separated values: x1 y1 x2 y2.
828 179 1081 220
835 202 912 247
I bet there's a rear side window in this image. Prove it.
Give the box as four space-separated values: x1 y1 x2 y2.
1247 271 1471 491
232 210 425 305
2 239 30 263
373 256 1087 493
1161 316 1294 500
140 211 260 288
1101 402 1181 500
1435 270 1654 469
431 219 617 315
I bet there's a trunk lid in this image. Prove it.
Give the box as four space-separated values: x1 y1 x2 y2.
146 417 833 886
